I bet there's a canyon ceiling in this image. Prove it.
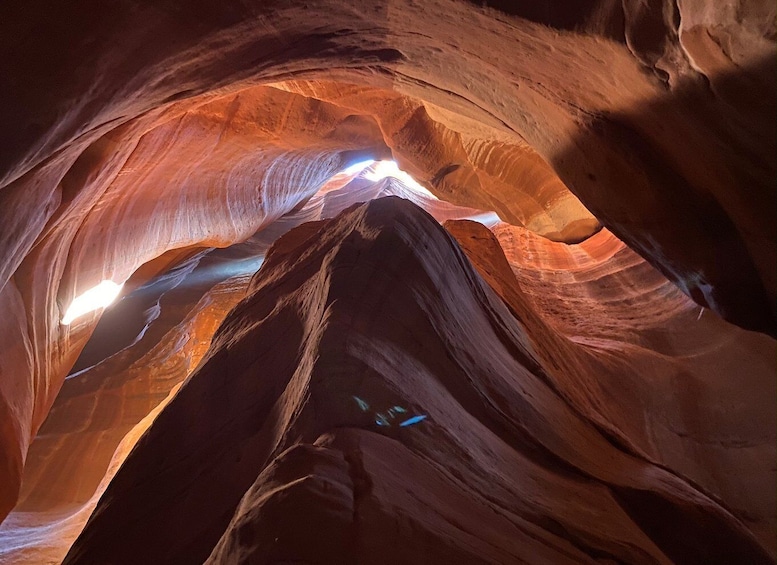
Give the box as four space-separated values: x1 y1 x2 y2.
0 0 775 563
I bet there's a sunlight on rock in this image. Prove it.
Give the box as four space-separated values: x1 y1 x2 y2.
61 281 124 325
364 160 437 199
340 159 375 176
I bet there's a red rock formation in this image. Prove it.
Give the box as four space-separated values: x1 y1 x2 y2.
62 198 772 564
450 220 776 553
0 1 773 562
0 172 500 563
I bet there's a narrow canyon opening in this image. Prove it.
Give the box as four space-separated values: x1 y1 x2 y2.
0 2 774 564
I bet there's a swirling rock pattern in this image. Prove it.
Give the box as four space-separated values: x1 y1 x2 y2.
0 1 773 562
62 198 773 564
0 170 502 564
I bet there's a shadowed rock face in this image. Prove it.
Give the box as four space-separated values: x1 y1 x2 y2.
0 1 775 562
0 173 502 565
62 198 771 565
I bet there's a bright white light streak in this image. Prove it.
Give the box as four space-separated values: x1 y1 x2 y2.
340 159 375 176
363 160 438 198
464 211 502 227
61 280 124 325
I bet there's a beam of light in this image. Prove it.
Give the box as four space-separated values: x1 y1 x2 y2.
364 160 438 198
61 280 124 325
340 159 376 176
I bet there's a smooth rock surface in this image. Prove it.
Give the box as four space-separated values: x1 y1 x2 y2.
0 171 499 564
0 1 774 562
63 198 773 564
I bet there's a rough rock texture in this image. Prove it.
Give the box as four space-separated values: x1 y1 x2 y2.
0 0 774 562
62 198 772 564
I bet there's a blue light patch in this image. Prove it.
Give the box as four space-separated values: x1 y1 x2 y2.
398 415 428 427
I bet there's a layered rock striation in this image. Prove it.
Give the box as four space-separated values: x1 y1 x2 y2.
0 1 774 562
0 171 502 564
63 198 773 564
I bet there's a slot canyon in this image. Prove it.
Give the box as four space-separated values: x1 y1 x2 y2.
0 1 774 563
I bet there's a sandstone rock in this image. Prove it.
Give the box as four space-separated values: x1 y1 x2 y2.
63 198 772 564
0 1 773 561
0 171 499 563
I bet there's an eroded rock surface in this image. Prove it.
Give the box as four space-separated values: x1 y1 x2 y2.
0 1 774 562
63 198 772 564
0 171 500 564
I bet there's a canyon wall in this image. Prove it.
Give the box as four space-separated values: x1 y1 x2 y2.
63 198 774 564
0 0 774 562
